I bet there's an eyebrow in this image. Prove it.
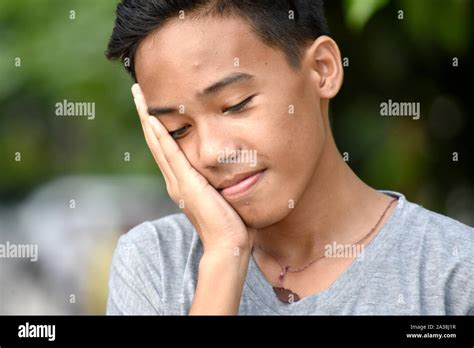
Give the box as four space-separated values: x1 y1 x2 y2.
147 72 255 117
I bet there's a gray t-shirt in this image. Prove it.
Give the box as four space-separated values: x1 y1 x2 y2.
106 191 474 315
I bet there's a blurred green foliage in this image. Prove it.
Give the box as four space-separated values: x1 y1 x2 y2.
0 0 151 200
344 0 389 32
328 0 473 216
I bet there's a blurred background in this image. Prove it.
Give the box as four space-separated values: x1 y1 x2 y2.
0 0 472 314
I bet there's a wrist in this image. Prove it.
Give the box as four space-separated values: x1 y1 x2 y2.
190 247 251 315
200 246 251 272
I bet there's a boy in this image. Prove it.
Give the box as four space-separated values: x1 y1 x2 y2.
105 0 473 315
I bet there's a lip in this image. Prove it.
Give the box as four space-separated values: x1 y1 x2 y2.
218 169 266 199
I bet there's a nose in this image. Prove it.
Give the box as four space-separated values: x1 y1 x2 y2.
196 119 241 170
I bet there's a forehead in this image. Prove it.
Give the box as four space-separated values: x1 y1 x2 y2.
134 16 285 101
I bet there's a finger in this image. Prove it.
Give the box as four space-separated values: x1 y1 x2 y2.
132 84 196 185
141 116 176 186
145 127 177 192
148 116 202 187
131 84 178 190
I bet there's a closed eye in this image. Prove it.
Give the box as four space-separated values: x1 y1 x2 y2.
223 95 256 114
168 95 257 140
169 125 191 140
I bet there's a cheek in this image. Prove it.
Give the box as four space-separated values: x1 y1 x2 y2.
260 106 324 172
264 106 325 205
233 113 325 228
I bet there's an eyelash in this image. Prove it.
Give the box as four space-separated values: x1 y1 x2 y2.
169 125 191 139
223 95 255 114
168 95 256 140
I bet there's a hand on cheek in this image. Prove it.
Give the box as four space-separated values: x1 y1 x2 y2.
131 83 256 254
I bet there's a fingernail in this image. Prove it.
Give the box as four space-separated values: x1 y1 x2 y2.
131 84 139 97
148 116 158 128
148 116 162 137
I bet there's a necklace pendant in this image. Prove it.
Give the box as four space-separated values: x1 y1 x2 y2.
273 286 301 303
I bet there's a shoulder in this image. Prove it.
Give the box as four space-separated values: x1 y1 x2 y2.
120 213 197 251
399 197 474 258
391 193 474 313
114 213 200 273
107 213 201 314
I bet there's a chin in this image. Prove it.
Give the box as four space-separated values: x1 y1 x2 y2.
237 200 293 229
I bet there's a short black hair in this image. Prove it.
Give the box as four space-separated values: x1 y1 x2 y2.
106 0 330 81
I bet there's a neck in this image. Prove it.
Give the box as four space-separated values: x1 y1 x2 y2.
254 118 393 266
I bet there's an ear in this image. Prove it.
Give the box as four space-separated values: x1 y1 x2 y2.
304 36 344 99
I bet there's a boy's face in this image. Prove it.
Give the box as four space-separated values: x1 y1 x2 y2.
135 16 328 229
